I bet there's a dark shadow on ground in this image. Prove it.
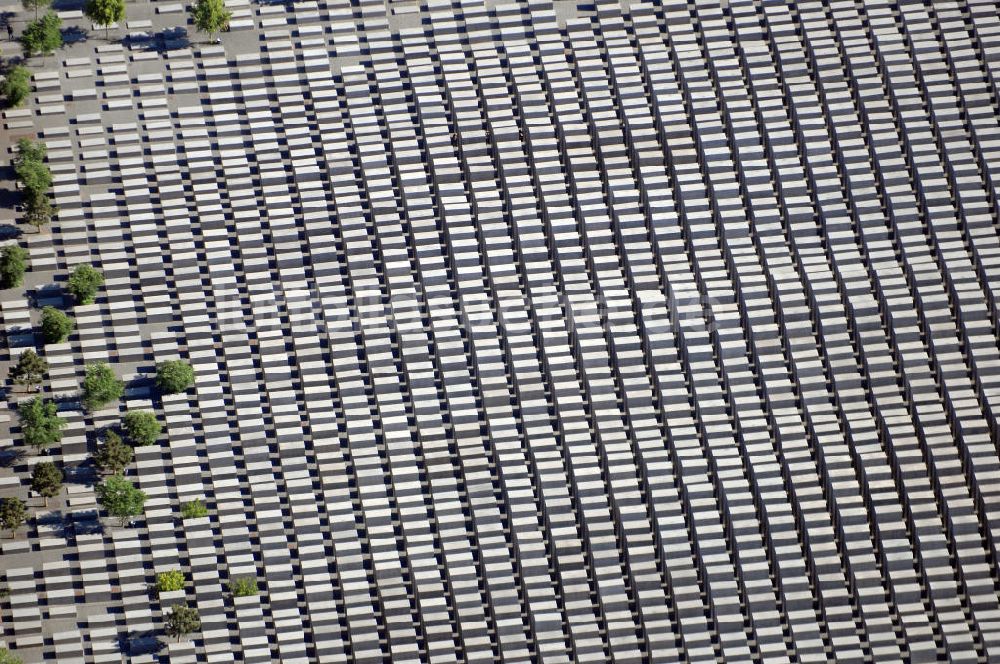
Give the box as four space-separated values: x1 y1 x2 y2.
51 0 85 11
0 444 25 468
70 510 104 535
0 225 22 240
61 25 89 44
35 510 67 539
127 26 190 51
118 630 166 657
30 284 67 309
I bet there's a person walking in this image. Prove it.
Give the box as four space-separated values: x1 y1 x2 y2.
6 23 14 41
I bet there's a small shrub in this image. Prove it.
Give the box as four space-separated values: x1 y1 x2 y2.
156 569 185 593
0 646 23 664
180 499 208 520
229 575 258 597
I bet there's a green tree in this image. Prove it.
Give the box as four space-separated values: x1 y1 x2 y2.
180 498 208 520
13 139 50 194
123 410 161 446
0 244 29 289
22 0 50 19
40 306 74 344
23 192 55 232
81 362 124 411
94 429 132 475
18 397 66 452
30 461 62 507
83 0 125 40
191 0 230 41
1 65 31 108
155 360 194 394
228 575 258 597
156 569 185 593
164 604 200 641
20 12 62 58
67 264 104 305
14 138 46 164
9 349 47 391
95 474 145 526
0 497 27 539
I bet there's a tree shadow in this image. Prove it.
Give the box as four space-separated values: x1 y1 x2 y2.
126 374 154 393
35 510 67 539
29 283 67 309
121 32 151 49
118 629 166 656
0 444 25 468
67 456 99 485
0 224 23 240
0 184 23 213
61 25 89 44
130 26 190 52
70 510 104 535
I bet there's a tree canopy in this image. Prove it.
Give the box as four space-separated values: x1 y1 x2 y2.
40 306 74 344
13 140 50 193
155 360 194 394
191 0 230 40
123 410 161 446
67 264 104 305
30 461 63 506
18 396 66 452
13 140 52 230
23 192 55 231
81 362 124 411
14 138 46 165
95 475 146 526
1 65 31 108
20 12 62 58
10 349 48 391
165 604 201 641
94 430 132 475
83 0 125 40
0 497 27 538
0 244 29 289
